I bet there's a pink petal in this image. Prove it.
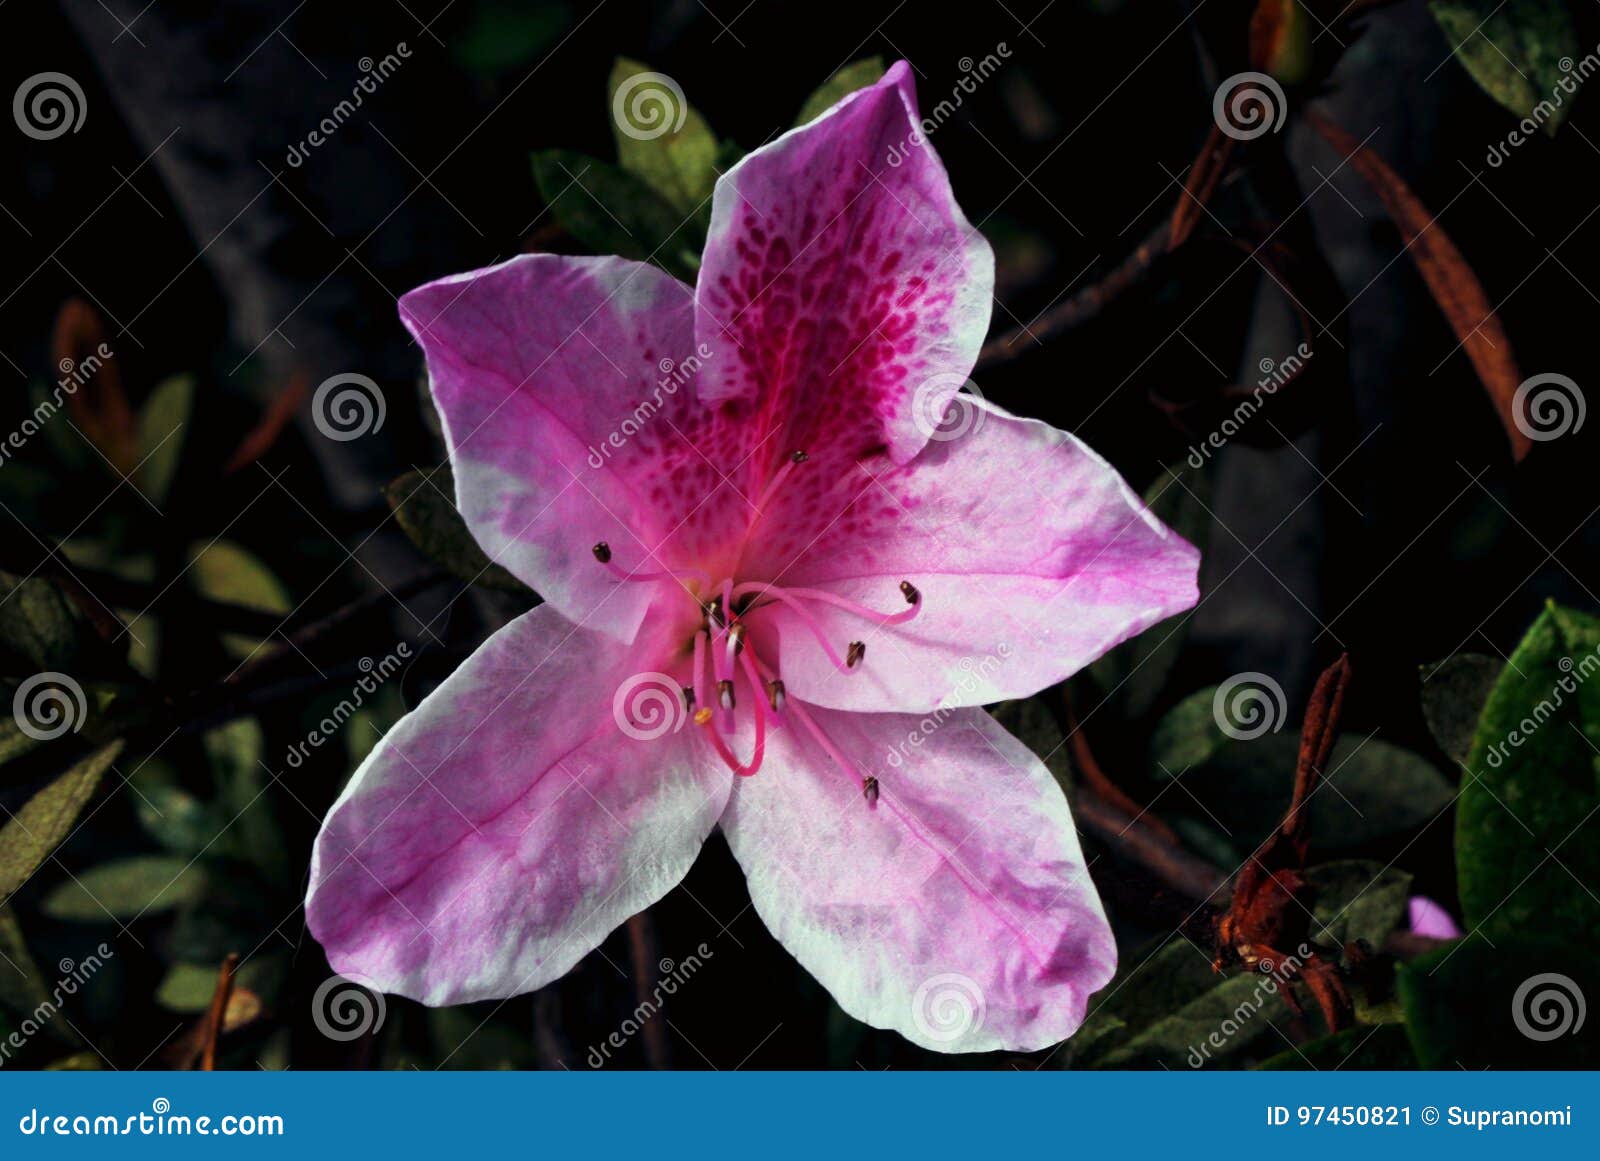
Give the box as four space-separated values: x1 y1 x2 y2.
306 604 729 1004
718 702 1115 1053
1408 895 1462 940
749 398 1200 713
399 254 750 643
695 60 993 497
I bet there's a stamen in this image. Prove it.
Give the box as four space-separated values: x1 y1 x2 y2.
734 582 923 626
692 629 713 721
727 583 856 673
846 641 866 668
767 679 786 712
682 686 695 712
717 679 736 710
592 544 711 588
697 654 769 777
751 449 810 515
863 776 880 807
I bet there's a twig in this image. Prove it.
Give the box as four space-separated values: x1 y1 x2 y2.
1061 688 1178 845
200 953 239 1072
1076 794 1227 903
625 913 670 1069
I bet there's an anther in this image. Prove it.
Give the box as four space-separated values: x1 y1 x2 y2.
592 541 612 563
767 679 786 712
790 449 809 463
863 776 879 807
846 641 866 668
717 679 736 710
693 707 714 726
899 580 920 605
727 622 746 656
682 686 695 712
705 595 726 629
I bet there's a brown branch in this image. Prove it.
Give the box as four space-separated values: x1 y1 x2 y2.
1075 793 1227 903
200 953 239 1072
1061 688 1178 845
625 913 671 1069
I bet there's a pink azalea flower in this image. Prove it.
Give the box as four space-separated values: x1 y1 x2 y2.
1407 895 1462 940
306 62 1199 1053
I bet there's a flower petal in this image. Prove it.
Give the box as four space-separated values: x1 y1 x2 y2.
718 702 1115 1053
750 398 1200 713
399 254 748 642
1408 895 1463 940
695 60 993 489
306 603 728 1005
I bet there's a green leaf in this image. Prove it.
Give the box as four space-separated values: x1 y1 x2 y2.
41 854 206 921
1089 462 1209 720
1163 733 1453 851
0 571 96 675
449 0 572 78
0 905 53 1022
796 57 886 125
531 149 699 278
385 465 529 593
1148 686 1231 776
608 58 719 215
156 958 276 1013
0 741 122 900
1428 0 1579 134
203 718 286 880
1257 1023 1415 1069
135 374 193 507
1457 602 1600 940
187 540 291 659
1420 652 1502 766
1398 933 1597 1067
1305 860 1412 950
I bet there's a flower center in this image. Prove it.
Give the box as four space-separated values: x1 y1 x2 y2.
589 451 922 795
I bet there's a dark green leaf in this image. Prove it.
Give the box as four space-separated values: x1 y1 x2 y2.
0 741 122 900
796 57 885 124
1420 652 1501 766
385 465 529 593
41 854 206 921
136 374 193 507
449 0 572 78
0 572 97 675
1398 933 1597 1067
530 149 699 278
1148 686 1231 776
1428 0 1580 133
608 58 719 215
1257 1023 1415 1069
1305 860 1412 950
1457 602 1600 940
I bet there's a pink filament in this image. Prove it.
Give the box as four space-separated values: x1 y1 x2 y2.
735 581 922 626
700 653 768 777
729 583 855 673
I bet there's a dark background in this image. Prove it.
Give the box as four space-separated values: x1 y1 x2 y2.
1 0 1596 1069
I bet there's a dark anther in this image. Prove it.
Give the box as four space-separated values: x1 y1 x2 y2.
863 776 879 807
899 580 920 605
592 541 612 563
846 641 866 668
